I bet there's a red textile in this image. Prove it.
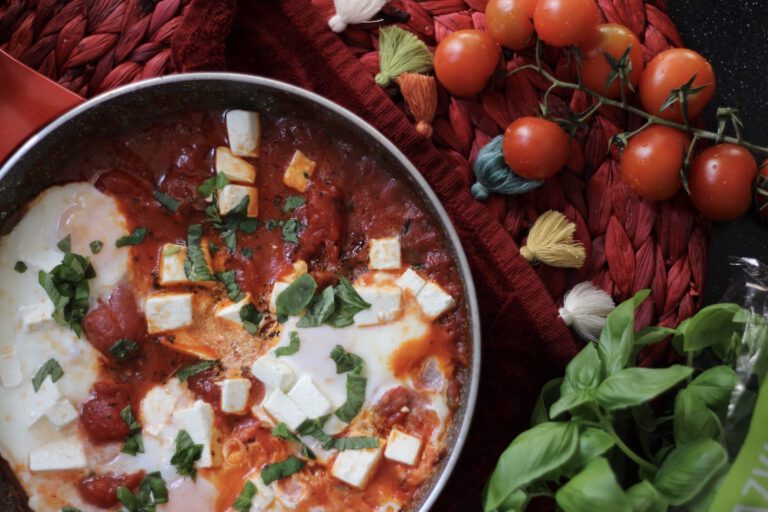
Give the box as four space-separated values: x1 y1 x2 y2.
172 1 580 508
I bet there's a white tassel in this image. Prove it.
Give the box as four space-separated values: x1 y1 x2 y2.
559 282 615 342
328 0 390 33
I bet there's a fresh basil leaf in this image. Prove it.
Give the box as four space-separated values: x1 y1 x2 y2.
38 251 96 336
198 172 229 197
688 366 737 410
594 365 692 411
297 286 335 327
276 332 301 357
653 439 728 506
14 261 27 273
560 427 615 477
333 436 379 451
233 480 257 512
265 219 280 231
241 247 254 258
330 345 365 374
109 338 140 361
599 289 649 376
531 377 563 426
281 218 302 244
282 195 306 212
185 224 214 281
120 405 145 456
261 455 304 485
275 273 317 321
176 360 217 382
57 234 72 253
550 344 601 418
239 219 259 234
328 277 371 327
89 240 103 254
555 457 631 512
116 486 142 511
681 303 742 353
494 489 527 512
119 471 168 511
116 227 148 248
673 388 722 445
635 326 677 346
336 373 366 423
484 422 579 511
216 270 245 302
626 481 667 512
239 303 263 335
297 418 334 449
61 507 82 512
171 429 203 480
155 191 181 212
271 422 315 459
32 359 64 392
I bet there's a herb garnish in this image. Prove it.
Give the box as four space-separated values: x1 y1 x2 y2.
261 455 305 485
216 270 245 302
232 480 257 512
38 250 96 336
204 195 258 253
155 191 181 212
297 286 335 327
327 277 371 327
120 405 145 456
57 234 71 253
297 418 334 449
333 436 379 451
198 172 229 198
271 422 316 459
281 219 302 244
331 346 367 423
275 332 301 357
171 430 203 480
89 240 103 254
275 273 318 322
116 471 168 511
241 247 254 258
185 224 214 281
240 304 263 335
116 227 148 248
176 360 217 382
32 359 64 392
14 261 27 273
265 219 280 231
276 275 370 327
109 338 140 361
330 345 365 374
61 507 81 512
282 195 306 212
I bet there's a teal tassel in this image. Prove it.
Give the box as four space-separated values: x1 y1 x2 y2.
471 135 544 201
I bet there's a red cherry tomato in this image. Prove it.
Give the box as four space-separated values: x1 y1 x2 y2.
502 117 570 180
689 144 757 221
485 0 537 50
639 49 716 122
620 126 690 201
579 24 643 99
756 161 768 219
434 30 501 97
533 0 601 47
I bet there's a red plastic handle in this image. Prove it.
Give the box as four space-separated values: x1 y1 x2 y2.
0 50 83 164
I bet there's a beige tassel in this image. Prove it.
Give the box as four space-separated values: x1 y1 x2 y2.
397 73 437 137
520 210 586 268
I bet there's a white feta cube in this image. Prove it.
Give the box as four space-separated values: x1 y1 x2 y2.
159 243 189 286
384 429 422 466
145 293 194 333
214 295 252 327
299 434 337 465
251 353 295 392
172 400 215 468
29 436 87 472
269 281 290 313
369 237 401 270
20 302 54 332
141 381 183 436
217 184 258 217
416 282 456 320
249 477 276 510
396 268 427 296
353 285 402 326
0 345 22 388
216 146 256 184
263 390 307 431
27 379 61 427
220 378 251 414
331 444 383 489
226 110 261 158
288 375 334 419
283 150 316 193
45 399 78 429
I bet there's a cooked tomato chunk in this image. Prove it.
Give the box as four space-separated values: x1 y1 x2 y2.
80 381 131 443
78 471 144 508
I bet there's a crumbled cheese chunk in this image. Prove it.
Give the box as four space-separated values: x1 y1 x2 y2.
145 293 194 333
269 281 290 313
283 150 316 193
20 302 55 332
0 345 22 388
226 110 261 157
251 353 295 392
220 378 251 414
45 399 78 429
369 237 401 270
29 436 87 472
263 390 307 431
416 282 456 320
172 400 215 468
395 268 427 296
214 295 252 327
27 379 61 427
141 381 185 436
159 243 189 286
215 146 256 184
248 477 277 511
217 184 259 217
353 285 402 326
331 444 383 489
288 375 334 419
384 428 422 466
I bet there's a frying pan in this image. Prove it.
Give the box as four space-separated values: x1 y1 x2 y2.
0 51 481 512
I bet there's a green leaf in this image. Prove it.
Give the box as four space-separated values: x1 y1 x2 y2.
185 224 214 281
216 270 245 302
673 388 722 445
281 218 302 244
61 507 82 512
336 373 366 423
13 261 27 273
275 332 301 357
330 345 365 374
653 439 728 506
116 227 148 248
116 486 142 511
494 489 527 512
297 418 334 449
275 273 317 321
32 359 64 392
561 427 615 477
594 365 692 410
531 377 562 426
176 360 217 382
328 277 371 327
282 195 306 212
109 338 140 361
261 455 304 485
556 457 631 512
120 405 145 456
57 234 72 253
681 303 742 352
688 366 737 410
635 326 677 346
155 191 181 212
550 344 601 418
271 422 315 459
171 429 203 480
297 286 336 327
117 471 168 511
233 480 257 512
198 172 229 197
626 481 667 512
89 240 103 254
599 290 650 375
333 436 379 451
38 251 96 336
239 303 263 334
484 422 580 511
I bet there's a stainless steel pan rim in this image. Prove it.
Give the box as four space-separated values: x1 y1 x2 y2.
0 72 481 512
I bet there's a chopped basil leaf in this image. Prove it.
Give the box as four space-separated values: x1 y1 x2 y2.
327 277 371 328
120 405 145 456
330 345 365 374
171 429 203 480
204 194 257 253
239 218 260 234
109 338 140 361
297 286 335 327
116 471 168 511
14 261 27 273
198 172 229 197
275 332 301 357
232 480 257 512
336 373 367 423
241 247 254 258
89 240 103 254
216 270 245 302
61 507 81 512
297 418 334 449
275 273 317 322
155 191 181 212
240 303 263 335
176 360 217 382
261 455 305 485
32 359 64 392
57 234 71 253
281 219 302 244
265 219 280 231
271 422 315 459
38 250 96 336
185 224 214 281
282 195 306 212
116 227 148 248
333 436 379 451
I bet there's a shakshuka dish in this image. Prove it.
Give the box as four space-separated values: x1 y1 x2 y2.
0 107 470 511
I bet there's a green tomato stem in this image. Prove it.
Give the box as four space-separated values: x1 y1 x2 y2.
591 405 660 474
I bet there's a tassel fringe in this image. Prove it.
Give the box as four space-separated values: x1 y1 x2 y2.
328 0 390 33
375 26 433 87
559 282 616 342
396 73 437 137
520 210 586 269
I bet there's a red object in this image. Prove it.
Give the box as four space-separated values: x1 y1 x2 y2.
79 471 145 508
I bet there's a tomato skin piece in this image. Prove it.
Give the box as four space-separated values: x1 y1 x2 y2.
579 24 643 99
434 29 501 97
485 0 537 50
533 0 601 47
620 126 690 201
502 117 571 180
689 144 757 221
639 48 716 122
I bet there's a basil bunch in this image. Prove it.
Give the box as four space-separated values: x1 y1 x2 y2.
484 290 753 512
